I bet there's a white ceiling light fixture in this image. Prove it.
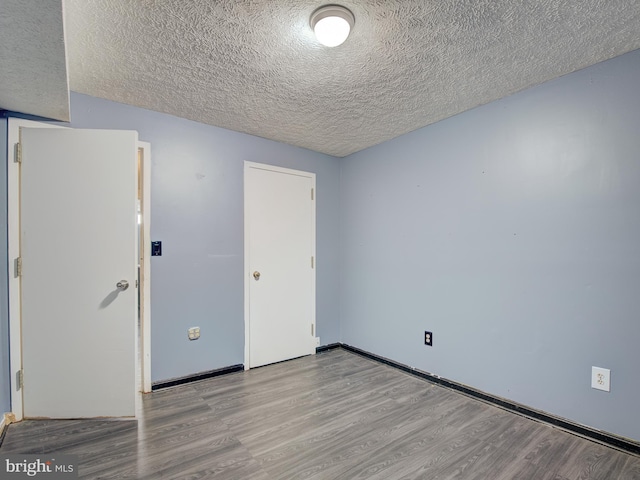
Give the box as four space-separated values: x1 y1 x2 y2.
310 5 355 47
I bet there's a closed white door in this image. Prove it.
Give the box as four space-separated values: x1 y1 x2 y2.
245 163 316 368
20 128 138 418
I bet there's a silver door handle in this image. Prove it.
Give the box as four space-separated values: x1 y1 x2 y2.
116 280 129 291
253 271 261 280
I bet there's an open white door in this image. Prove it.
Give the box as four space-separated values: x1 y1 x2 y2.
245 162 316 368
20 128 138 418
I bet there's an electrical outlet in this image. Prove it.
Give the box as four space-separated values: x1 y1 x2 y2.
591 366 610 392
424 331 433 346
315 337 321 347
188 327 200 341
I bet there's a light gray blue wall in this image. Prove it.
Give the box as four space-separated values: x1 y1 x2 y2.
3 51 638 443
68 93 341 382
340 50 640 442
0 116 10 414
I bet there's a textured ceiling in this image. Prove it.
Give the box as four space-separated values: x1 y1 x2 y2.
13 2 640 156
0 0 69 121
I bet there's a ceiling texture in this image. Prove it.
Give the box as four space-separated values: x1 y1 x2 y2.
0 0 69 121
4 1 640 157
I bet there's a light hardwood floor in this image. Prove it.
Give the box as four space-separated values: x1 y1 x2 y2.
1 349 639 479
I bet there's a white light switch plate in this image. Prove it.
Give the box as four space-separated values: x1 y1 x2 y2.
591 366 610 392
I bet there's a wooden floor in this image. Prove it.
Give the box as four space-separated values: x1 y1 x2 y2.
2 349 639 479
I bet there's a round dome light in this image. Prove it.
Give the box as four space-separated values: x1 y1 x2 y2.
310 5 355 47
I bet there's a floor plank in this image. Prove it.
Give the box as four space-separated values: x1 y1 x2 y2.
1 349 639 479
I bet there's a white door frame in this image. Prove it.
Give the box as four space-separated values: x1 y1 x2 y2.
243 161 316 369
138 142 152 394
7 119 152 421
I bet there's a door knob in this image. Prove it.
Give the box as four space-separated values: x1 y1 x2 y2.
116 280 129 291
253 271 261 280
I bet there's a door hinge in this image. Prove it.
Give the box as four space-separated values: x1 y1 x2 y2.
135 279 139 288
16 257 22 277
311 256 314 268
311 188 314 200
311 324 314 336
15 143 22 163
16 369 23 390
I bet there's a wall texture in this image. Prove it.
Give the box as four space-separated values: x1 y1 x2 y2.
340 50 640 442
68 93 341 382
0 115 9 414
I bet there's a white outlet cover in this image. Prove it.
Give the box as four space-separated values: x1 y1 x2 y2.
591 366 610 392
